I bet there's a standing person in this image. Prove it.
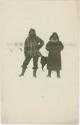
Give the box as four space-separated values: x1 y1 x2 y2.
19 28 44 77
46 32 64 78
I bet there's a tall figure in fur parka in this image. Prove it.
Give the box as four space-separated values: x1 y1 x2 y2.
46 32 64 78
20 28 44 77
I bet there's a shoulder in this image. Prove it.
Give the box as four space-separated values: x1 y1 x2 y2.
58 41 63 44
47 41 51 43
36 36 43 41
25 37 29 44
36 36 39 39
25 37 29 41
58 41 64 49
47 41 52 44
46 41 51 46
58 41 63 45
36 36 40 40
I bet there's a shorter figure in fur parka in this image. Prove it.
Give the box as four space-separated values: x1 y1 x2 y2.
46 32 64 78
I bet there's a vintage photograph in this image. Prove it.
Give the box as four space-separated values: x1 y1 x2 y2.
0 0 79 124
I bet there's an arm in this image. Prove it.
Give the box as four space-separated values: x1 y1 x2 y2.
56 41 64 52
46 41 64 53
52 41 64 53
46 42 50 51
37 37 44 50
59 41 64 50
24 38 28 55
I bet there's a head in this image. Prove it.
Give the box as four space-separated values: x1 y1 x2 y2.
29 28 36 38
49 32 59 43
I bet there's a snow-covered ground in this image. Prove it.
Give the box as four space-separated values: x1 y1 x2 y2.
1 45 78 124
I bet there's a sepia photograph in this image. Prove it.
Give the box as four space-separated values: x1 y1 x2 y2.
0 0 79 124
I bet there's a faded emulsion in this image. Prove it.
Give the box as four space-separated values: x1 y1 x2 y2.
19 29 64 78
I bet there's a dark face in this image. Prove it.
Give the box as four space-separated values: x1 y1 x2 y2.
51 38 58 43
51 34 58 43
29 30 36 37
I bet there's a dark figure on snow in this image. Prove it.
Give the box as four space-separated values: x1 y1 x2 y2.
46 32 64 78
19 28 44 77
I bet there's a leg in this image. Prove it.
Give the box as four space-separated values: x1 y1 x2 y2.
48 69 52 77
33 56 39 77
19 56 31 76
56 70 60 78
